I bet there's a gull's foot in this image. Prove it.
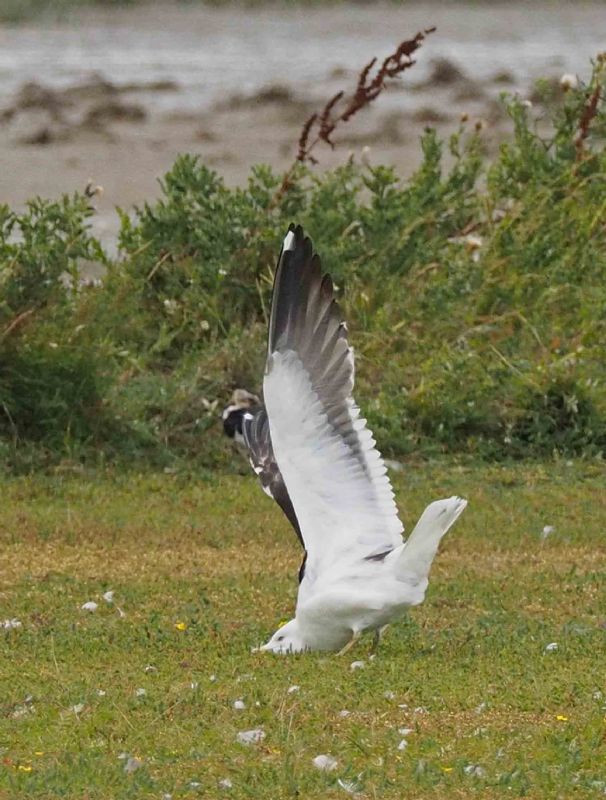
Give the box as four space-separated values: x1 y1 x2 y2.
371 624 390 655
336 631 361 656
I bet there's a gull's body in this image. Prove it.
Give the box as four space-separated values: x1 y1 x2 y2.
244 225 466 654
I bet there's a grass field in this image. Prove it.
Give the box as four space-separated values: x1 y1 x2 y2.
1 458 606 799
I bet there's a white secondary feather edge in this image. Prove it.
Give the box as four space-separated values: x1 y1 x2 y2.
264 349 403 578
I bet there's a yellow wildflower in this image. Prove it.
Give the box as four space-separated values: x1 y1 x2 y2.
556 715 568 721
174 621 187 631
18 765 32 772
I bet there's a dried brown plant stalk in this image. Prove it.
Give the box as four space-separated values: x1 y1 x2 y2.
574 52 605 162
574 83 601 160
296 28 435 164
276 27 435 199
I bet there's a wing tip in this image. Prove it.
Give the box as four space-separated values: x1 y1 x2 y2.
282 230 296 253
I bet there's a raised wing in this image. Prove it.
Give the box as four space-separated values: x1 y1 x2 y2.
263 224 404 579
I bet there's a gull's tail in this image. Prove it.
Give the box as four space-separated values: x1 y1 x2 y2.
392 496 467 586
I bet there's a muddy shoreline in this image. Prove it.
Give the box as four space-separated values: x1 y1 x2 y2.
1 2 603 245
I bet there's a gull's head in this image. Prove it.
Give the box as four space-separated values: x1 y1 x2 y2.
253 618 306 655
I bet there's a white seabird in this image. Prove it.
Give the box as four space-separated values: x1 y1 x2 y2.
244 224 467 654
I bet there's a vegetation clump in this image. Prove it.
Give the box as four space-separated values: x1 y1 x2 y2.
1 54 605 471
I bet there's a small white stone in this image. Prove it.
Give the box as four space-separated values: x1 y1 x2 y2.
475 701 487 714
71 703 85 714
383 691 396 700
124 756 143 774
191 681 199 690
287 685 300 694
96 689 106 697
12 704 34 718
541 525 555 540
233 699 246 710
398 727 414 736
312 754 338 772
81 601 98 612
236 728 265 745
350 660 365 670
218 778 233 790
189 782 202 789
464 764 486 777
209 674 217 682
144 664 157 673
545 642 559 652
338 709 351 718
413 706 427 714
2 618 23 630
397 739 408 750
102 590 114 603
521 99 533 108
135 688 146 697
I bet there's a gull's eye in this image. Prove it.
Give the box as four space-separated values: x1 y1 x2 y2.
277 635 285 641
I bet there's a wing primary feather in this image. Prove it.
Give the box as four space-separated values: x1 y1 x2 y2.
262 224 405 575
242 407 305 551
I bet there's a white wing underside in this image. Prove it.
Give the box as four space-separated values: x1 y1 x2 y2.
264 349 404 579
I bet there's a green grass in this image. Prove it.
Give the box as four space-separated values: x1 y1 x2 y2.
2 458 605 798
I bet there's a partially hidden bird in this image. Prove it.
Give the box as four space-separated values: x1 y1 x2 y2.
238 224 467 654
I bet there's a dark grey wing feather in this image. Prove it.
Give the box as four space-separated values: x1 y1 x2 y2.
242 407 305 552
267 224 375 483
262 224 404 565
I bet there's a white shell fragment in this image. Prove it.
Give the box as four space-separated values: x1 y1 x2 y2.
236 728 265 745
312 754 338 772
1 618 22 630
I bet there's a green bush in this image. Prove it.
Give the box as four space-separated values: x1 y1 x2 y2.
1 57 605 470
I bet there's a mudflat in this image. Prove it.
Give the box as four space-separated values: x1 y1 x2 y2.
1 2 603 243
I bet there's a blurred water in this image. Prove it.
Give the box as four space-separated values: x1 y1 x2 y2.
0 2 603 112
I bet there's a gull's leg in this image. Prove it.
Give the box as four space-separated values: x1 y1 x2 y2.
336 631 361 657
371 625 390 655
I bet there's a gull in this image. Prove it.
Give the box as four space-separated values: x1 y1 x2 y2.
245 224 467 654
222 389 260 446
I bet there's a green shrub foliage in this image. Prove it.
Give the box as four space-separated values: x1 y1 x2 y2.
1 58 605 470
